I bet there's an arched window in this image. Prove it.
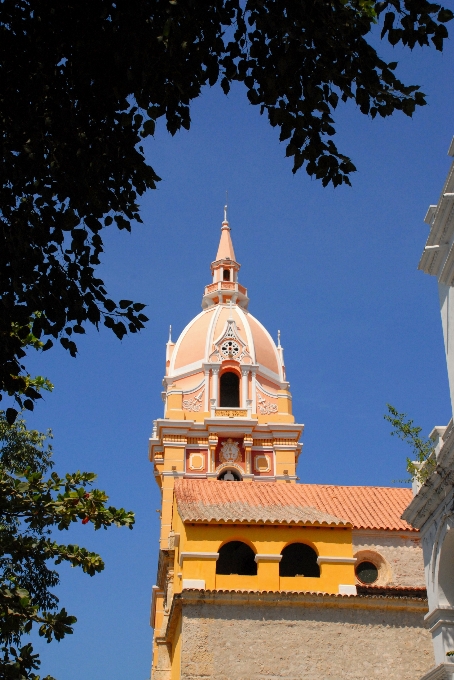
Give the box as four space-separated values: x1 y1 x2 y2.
216 541 257 576
279 543 320 577
219 371 240 407
223 269 230 281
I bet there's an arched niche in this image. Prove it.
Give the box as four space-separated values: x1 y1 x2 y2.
279 543 320 577
216 540 257 576
438 528 454 607
218 468 242 481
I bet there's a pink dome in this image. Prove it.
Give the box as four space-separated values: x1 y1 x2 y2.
169 304 284 384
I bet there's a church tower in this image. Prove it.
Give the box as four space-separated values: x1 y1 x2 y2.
149 213 432 680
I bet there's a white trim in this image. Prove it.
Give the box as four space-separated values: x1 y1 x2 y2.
182 579 205 590
338 584 357 596
256 380 279 399
182 378 206 395
205 305 222 361
254 554 282 562
179 551 219 567
317 556 357 565
257 364 282 384
236 306 256 363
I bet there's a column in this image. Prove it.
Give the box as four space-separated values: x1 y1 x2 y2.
211 365 220 408
204 368 210 412
251 368 257 413
241 368 249 408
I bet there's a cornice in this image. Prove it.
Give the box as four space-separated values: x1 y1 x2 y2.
419 144 454 281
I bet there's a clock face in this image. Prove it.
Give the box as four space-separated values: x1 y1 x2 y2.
220 340 240 358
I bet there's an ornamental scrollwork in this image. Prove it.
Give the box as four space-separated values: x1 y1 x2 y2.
182 390 204 412
257 394 278 415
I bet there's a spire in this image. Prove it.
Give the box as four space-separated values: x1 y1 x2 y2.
201 208 249 310
216 206 236 261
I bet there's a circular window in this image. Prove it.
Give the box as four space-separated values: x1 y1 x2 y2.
220 340 240 358
355 561 379 584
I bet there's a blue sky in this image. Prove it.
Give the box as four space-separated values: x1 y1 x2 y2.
23 32 454 680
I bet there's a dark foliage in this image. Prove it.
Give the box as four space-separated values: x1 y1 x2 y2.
1 0 452 419
0 412 134 679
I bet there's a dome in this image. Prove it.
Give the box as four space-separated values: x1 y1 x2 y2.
169 304 284 383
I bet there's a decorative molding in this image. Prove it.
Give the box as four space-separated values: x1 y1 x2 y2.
317 556 357 565
256 380 279 399
183 389 204 412
419 664 454 680
219 438 242 465
188 452 205 471
254 554 282 562
179 552 219 567
215 409 248 418
253 454 271 473
209 318 251 364
256 393 278 415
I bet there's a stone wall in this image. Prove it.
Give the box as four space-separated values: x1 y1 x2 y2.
179 594 433 680
353 529 425 587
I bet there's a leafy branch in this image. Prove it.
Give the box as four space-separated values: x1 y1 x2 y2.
384 403 436 484
0 411 134 679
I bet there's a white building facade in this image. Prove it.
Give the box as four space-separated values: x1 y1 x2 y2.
403 137 454 680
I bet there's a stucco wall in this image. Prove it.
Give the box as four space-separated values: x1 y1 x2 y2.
353 529 425 587
180 600 433 680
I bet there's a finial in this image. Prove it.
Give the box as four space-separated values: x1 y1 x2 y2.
168 325 172 343
223 190 228 223
277 330 281 348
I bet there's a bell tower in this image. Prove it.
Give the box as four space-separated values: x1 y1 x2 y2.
149 212 303 544
148 212 322 679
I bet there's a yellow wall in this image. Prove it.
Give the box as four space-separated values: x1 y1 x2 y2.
170 613 182 680
172 506 355 596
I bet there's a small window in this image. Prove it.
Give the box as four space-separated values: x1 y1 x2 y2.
223 269 230 281
216 541 257 575
219 372 240 407
279 543 320 577
355 561 378 584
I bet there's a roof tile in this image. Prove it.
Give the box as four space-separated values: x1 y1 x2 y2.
174 479 415 531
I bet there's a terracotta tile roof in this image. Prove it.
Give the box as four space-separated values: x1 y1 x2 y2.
294 483 415 531
175 479 349 526
174 479 415 531
356 585 427 598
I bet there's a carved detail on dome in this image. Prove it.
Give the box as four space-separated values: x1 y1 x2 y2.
182 379 205 412
256 381 279 415
209 318 252 364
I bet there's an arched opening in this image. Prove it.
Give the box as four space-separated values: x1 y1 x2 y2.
223 269 230 281
219 371 240 407
279 543 320 577
216 541 257 575
438 528 454 606
218 469 242 481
